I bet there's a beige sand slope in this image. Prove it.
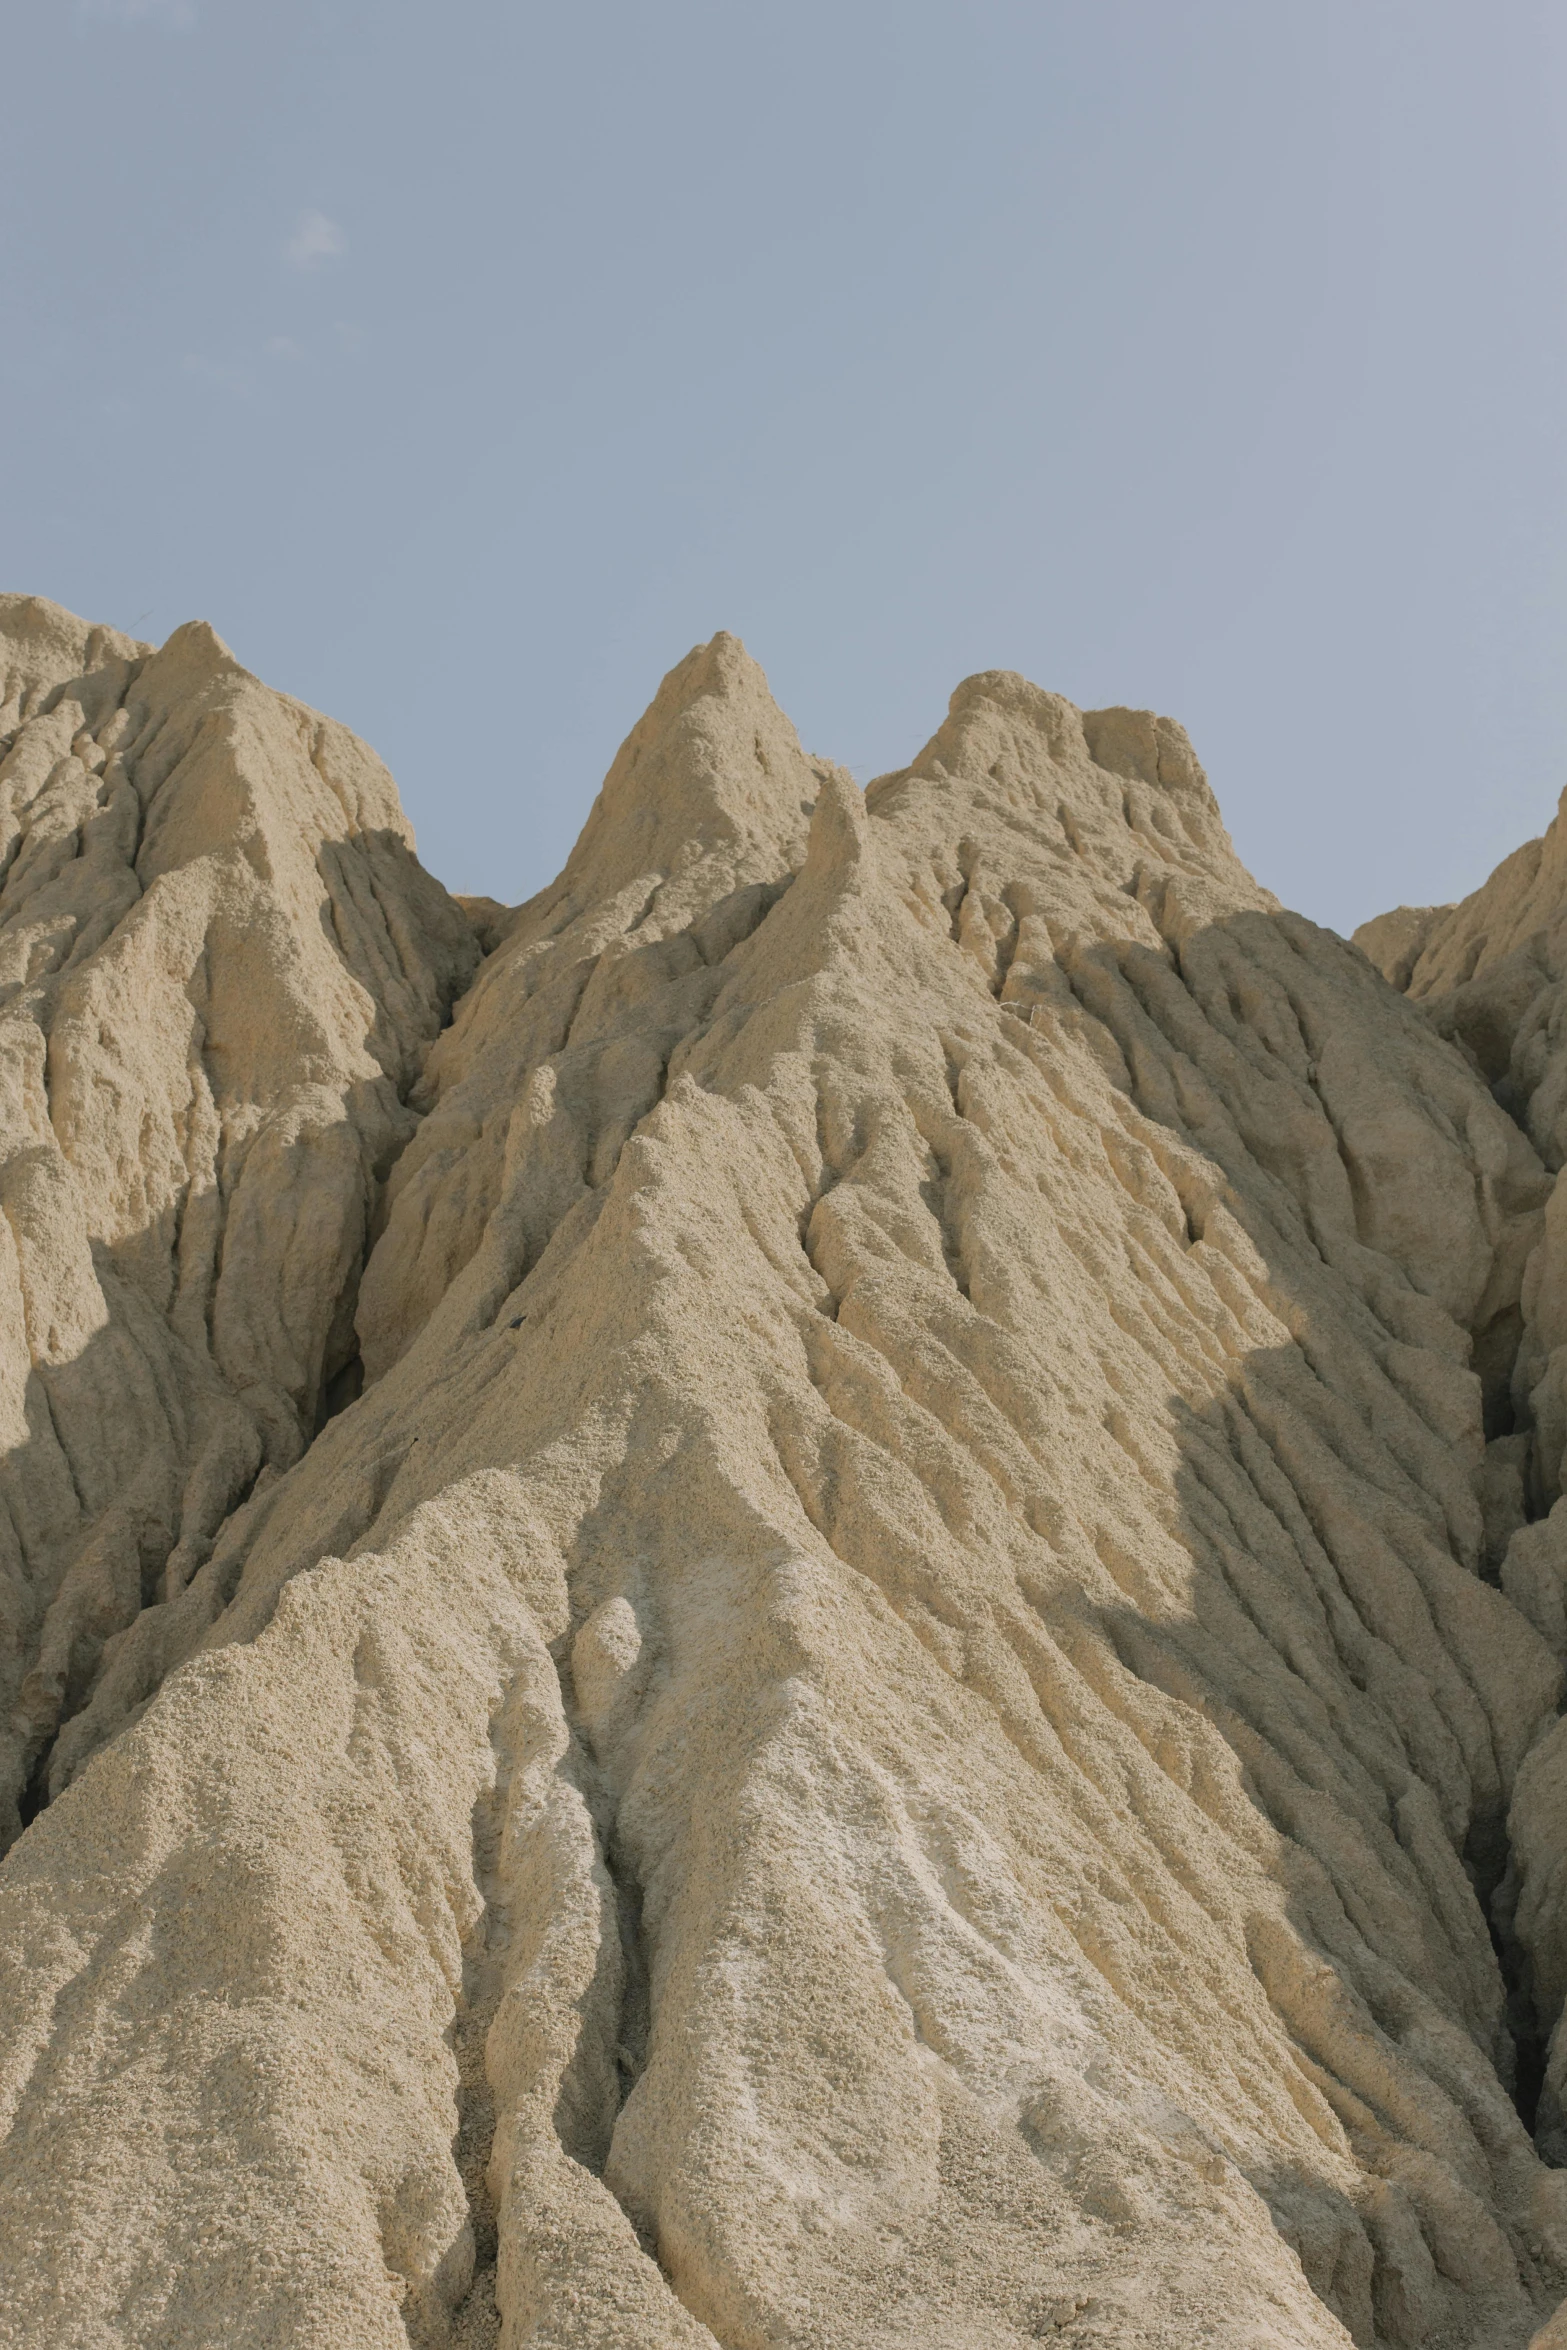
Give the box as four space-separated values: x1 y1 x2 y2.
4 598 1567 2347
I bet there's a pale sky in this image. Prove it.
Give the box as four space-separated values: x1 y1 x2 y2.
7 1 1565 934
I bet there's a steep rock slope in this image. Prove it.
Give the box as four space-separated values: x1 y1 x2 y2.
3 617 1567 2348
0 596 477 1841
1358 814 1567 2231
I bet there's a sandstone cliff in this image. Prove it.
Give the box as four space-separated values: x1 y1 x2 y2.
4 598 1567 2347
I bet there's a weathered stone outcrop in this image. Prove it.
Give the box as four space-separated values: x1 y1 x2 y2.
5 607 1567 2346
1359 805 1567 2263
0 595 477 1841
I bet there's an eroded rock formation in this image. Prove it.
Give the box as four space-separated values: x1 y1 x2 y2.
4 593 1567 2346
0 597 477 1845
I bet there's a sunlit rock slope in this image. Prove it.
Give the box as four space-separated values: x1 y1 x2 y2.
4 598 1567 2349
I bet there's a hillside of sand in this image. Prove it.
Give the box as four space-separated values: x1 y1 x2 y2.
6 594 1567 2347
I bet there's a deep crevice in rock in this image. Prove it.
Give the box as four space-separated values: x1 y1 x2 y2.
600 1817 653 2134
1464 1804 1549 2136
314 1343 364 1434
14 1748 48 1833
1456 1131 1562 2153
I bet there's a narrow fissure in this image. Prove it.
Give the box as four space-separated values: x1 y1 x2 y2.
439 1765 507 2350
315 1348 364 1430
14 1748 48 1832
586 1810 716 2321
1452 1108 1564 2153
601 1819 652 2129
1475 1826 1551 2139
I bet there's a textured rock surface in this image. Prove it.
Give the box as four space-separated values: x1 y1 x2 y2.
0 595 478 1839
1359 808 1567 2252
5 608 1567 2345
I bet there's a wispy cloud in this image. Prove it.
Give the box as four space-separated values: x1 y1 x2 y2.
287 212 346 271
78 0 197 26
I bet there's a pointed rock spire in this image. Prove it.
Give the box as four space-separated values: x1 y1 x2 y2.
562 632 822 918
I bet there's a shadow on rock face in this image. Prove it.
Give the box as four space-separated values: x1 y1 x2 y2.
13 632 1567 2347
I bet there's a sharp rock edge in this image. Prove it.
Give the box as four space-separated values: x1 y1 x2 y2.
5 595 1567 2348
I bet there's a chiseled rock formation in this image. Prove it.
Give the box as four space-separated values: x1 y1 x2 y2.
4 605 1567 2347
1359 811 1567 2269
0 595 477 1839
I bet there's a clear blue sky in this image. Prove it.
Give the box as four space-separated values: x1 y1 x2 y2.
7 1 1565 933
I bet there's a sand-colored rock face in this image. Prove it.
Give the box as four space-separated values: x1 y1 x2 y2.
5 614 1567 2348
1357 812 1567 2270
0 595 478 1840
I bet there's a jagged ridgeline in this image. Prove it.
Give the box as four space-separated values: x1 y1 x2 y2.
6 594 1567 2349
